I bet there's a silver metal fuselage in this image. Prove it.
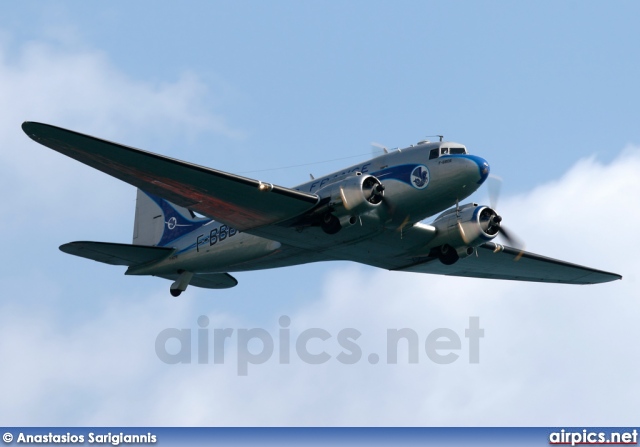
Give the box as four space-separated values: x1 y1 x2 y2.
127 141 489 277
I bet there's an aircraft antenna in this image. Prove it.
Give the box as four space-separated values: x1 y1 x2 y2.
237 152 375 175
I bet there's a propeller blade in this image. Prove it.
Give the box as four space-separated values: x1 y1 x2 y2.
371 142 388 156
397 215 411 234
457 221 468 244
486 174 526 260
487 175 502 210
458 221 476 245
363 178 385 203
499 225 525 252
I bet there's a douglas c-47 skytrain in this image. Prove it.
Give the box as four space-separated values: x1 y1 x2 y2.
23 122 621 296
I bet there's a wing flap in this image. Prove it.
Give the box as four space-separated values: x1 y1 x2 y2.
60 241 174 266
23 122 319 231
397 242 622 285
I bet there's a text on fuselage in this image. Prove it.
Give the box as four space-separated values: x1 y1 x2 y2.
196 225 238 252
304 162 372 192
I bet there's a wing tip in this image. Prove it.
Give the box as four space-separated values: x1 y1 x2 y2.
609 273 623 282
584 271 622 284
21 121 47 140
22 120 39 130
59 241 80 254
21 121 33 134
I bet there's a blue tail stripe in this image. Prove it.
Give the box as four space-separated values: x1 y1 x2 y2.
143 191 210 247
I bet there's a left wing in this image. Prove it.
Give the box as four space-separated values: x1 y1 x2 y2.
22 122 319 231
396 242 621 284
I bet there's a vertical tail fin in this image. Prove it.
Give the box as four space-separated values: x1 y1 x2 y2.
132 189 210 247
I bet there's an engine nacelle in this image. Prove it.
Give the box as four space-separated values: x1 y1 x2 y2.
316 173 385 233
430 203 501 262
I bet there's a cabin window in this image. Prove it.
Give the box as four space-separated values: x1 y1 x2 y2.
429 148 439 160
450 148 466 154
441 148 449 155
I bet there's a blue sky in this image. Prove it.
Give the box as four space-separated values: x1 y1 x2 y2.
6 1 639 186
0 1 639 426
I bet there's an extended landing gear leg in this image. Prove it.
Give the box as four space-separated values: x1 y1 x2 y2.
170 270 193 297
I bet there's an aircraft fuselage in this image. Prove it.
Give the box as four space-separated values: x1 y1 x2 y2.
127 140 490 277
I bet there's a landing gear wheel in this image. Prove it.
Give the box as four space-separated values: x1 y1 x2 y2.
321 213 342 234
439 244 460 265
170 288 182 297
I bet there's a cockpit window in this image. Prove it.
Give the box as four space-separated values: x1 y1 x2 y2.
430 146 468 159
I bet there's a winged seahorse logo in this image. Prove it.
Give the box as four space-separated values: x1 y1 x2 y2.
410 165 429 189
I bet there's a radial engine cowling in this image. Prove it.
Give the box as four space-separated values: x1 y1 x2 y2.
431 204 501 261
316 174 385 233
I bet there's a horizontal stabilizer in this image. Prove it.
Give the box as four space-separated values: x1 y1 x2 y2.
397 242 622 285
60 241 174 266
159 272 238 289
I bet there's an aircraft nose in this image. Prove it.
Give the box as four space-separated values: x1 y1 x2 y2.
462 155 490 185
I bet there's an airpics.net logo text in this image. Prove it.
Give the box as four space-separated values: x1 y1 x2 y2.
155 316 484 376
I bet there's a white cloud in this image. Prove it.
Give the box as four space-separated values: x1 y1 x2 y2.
0 36 241 141
1 141 637 426
0 37 242 234
0 30 636 428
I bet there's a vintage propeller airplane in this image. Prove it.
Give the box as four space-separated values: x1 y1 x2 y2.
22 122 621 296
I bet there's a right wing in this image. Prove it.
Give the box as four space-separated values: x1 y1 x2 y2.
22 122 319 231
396 242 622 285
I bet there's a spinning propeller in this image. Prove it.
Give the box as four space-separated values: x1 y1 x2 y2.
371 142 389 156
362 176 385 204
486 175 525 252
